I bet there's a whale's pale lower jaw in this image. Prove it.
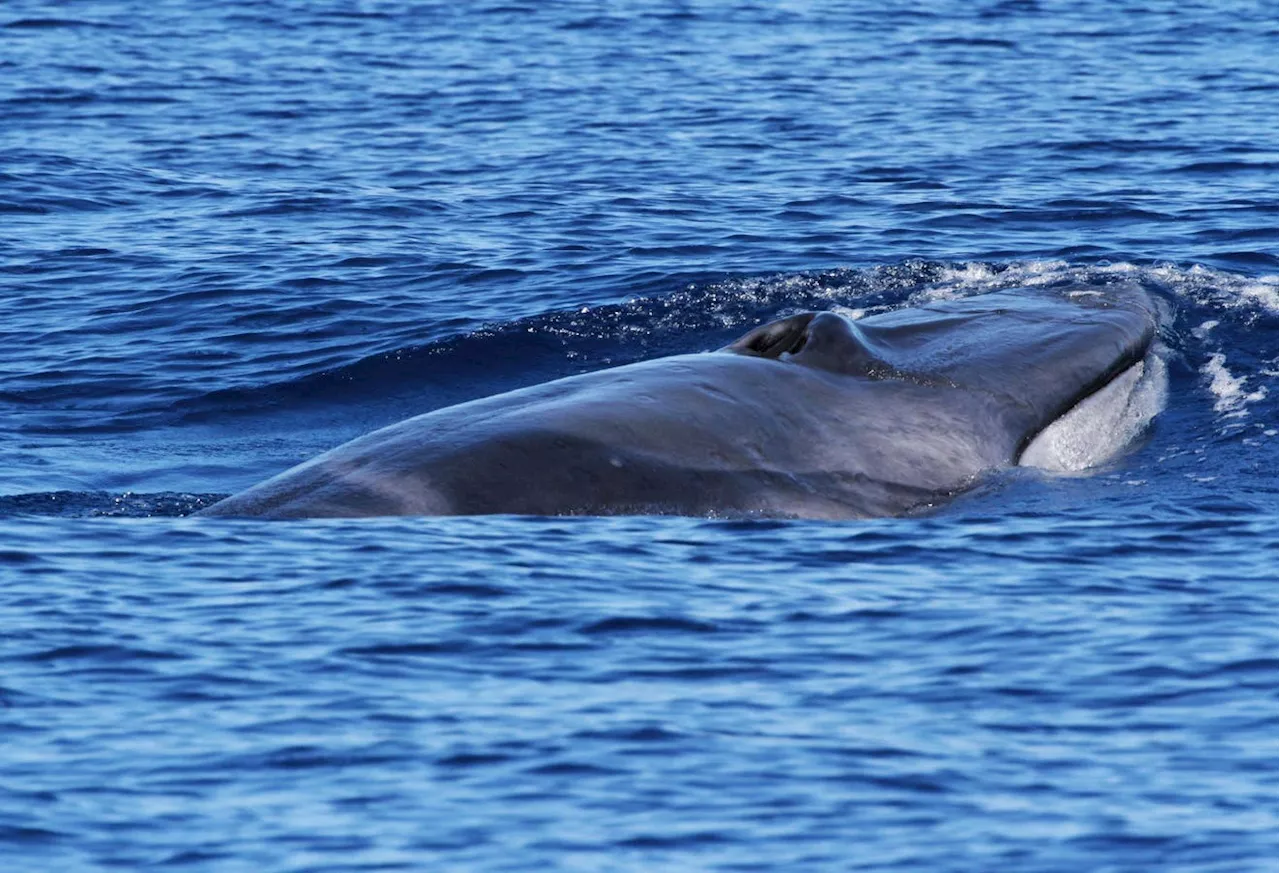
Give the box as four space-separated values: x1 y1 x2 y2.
1018 346 1168 474
198 284 1161 520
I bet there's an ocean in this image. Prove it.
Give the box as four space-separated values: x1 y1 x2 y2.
1 1 1276 870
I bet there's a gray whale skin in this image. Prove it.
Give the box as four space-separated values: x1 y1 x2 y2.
199 284 1158 520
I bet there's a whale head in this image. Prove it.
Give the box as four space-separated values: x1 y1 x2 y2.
723 284 1160 458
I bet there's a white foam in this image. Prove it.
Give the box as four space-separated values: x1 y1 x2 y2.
830 305 868 320
700 261 1276 335
1201 352 1267 417
1019 350 1169 473
916 260 1071 302
1242 278 1278 312
1191 319 1219 338
910 260 1278 316
1144 263 1279 314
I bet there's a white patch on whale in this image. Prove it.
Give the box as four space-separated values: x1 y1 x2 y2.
1019 348 1168 473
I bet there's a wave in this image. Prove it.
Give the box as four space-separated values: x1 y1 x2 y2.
174 259 1280 419
13 260 1274 436
0 491 220 519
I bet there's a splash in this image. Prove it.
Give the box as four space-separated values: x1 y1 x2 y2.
1201 352 1268 418
904 259 1278 315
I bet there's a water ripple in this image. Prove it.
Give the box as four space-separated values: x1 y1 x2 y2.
0 0 1275 869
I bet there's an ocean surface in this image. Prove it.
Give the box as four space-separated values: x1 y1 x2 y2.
1 1 1276 871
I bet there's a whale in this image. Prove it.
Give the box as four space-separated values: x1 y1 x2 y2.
198 283 1161 520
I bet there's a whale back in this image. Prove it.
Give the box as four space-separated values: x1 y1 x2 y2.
200 284 1159 519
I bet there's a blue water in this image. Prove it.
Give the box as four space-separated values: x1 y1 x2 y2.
1 1 1276 870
